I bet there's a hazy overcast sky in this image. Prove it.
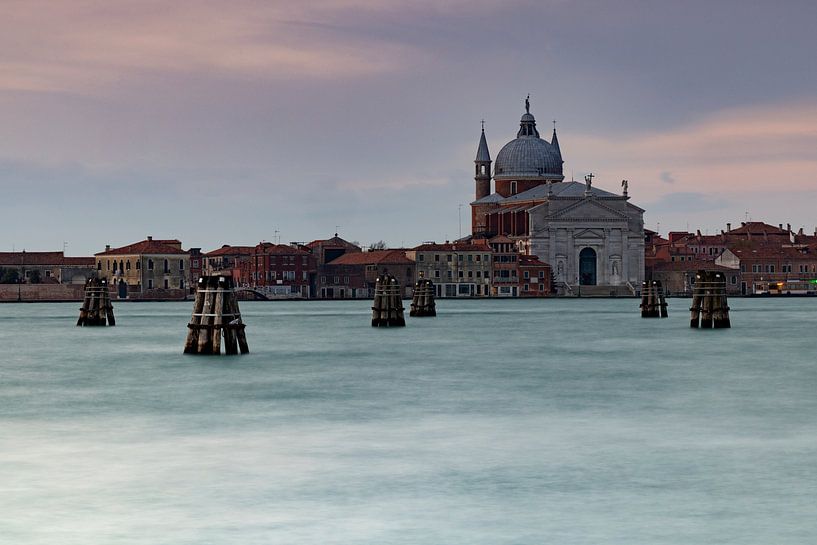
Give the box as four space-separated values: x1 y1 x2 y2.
2 0 816 254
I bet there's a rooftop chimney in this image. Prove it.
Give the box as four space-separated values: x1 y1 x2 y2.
726 222 731 232
105 244 111 252
779 224 783 230
147 236 153 241
787 223 791 232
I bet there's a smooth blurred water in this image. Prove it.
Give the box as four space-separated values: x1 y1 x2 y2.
0 298 815 544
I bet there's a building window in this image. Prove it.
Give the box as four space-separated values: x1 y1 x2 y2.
523 284 529 291
539 283 544 292
418 254 424 262
510 181 517 194
343 275 349 284
434 270 440 278
524 270 530 279
148 279 153 289
447 255 452 262
476 271 481 278
730 275 737 285
539 271 545 278
106 260 110 271
113 261 117 272
435 254 440 262
320 276 326 283
467 254 473 262
334 276 339 284
180 278 185 289
447 271 452 279
136 261 140 270
164 259 170 273
164 279 169 289
468 271 473 278
97 261 102 271
458 270 464 278
476 255 481 262
192 259 199 268
179 260 184 270
148 259 154 271
126 261 131 270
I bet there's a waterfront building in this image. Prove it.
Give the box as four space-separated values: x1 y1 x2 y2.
470 98 645 295
518 254 552 296
239 242 317 298
0 251 95 285
95 237 189 298
407 242 492 297
306 234 362 266
318 249 414 299
202 245 254 276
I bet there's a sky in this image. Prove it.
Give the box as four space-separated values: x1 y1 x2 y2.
1 0 816 255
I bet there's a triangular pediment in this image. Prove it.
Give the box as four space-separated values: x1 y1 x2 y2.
545 198 629 221
573 228 605 239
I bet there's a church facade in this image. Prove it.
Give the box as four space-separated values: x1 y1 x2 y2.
470 98 645 294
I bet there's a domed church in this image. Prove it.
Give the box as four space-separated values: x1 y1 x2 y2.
471 98 645 294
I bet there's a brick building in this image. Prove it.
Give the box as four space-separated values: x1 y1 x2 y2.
203 245 254 276
239 242 317 298
318 249 414 299
518 254 552 296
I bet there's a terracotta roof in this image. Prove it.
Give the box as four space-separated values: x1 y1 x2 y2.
653 261 736 272
729 222 788 236
96 239 187 256
519 254 549 266
255 243 310 256
327 249 412 265
204 245 255 257
305 236 359 249
0 251 93 266
412 242 490 252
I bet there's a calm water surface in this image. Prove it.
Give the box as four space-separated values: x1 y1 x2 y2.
0 298 815 544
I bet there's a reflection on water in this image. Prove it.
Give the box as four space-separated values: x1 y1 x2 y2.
0 299 815 544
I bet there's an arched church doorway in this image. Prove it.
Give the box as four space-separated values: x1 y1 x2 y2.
579 248 597 285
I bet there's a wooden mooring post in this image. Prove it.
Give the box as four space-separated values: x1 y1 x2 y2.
409 274 436 317
77 278 115 326
184 275 249 355
640 280 667 318
371 273 405 327
690 270 730 329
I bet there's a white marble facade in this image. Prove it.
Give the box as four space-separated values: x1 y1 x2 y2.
523 184 645 289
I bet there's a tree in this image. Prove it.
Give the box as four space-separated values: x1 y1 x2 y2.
0 268 20 284
369 240 388 250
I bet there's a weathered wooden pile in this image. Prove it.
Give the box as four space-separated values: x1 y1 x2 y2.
690 270 731 328
409 275 436 317
184 276 249 354
640 280 668 318
371 273 405 327
77 278 115 326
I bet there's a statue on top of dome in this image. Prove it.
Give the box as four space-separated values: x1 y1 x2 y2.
525 94 530 114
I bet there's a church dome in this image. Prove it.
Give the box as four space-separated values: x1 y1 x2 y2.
494 110 564 181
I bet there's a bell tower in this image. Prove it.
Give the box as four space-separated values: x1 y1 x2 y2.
474 121 492 200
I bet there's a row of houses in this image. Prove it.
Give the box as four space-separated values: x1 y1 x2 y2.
7 219 817 300
646 222 817 295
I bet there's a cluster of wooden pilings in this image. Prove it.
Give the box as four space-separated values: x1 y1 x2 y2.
409 276 436 317
77 278 115 326
640 280 668 318
690 270 731 328
184 276 249 354
371 274 405 327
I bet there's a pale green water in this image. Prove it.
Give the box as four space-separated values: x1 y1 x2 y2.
0 298 815 544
